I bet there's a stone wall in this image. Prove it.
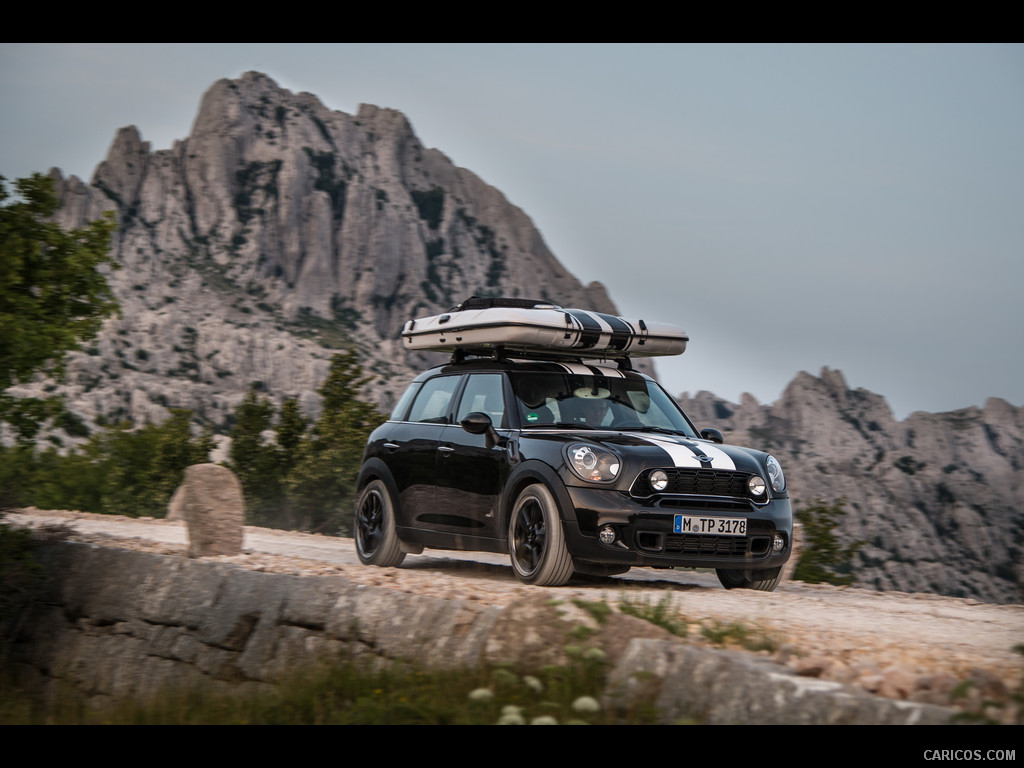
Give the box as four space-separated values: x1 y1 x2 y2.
4 540 955 724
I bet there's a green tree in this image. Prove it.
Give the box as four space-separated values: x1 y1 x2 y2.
1 411 212 519
229 386 286 527
792 497 863 586
272 396 309 528
286 350 383 534
0 173 118 440
103 411 213 518
275 397 307 461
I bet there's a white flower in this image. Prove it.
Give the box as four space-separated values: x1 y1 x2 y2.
531 715 558 725
469 688 494 702
572 696 600 713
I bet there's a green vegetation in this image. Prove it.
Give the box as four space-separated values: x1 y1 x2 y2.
950 644 1024 725
0 173 118 442
570 598 612 625
227 349 383 533
619 594 688 637
2 350 380 535
0 410 214 518
894 455 926 475
283 350 384 533
411 186 445 230
699 620 778 653
1 311 380 534
792 497 863 586
289 306 359 349
233 160 281 224
0 648 670 725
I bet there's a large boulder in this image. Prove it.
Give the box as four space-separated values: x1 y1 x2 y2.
177 463 245 557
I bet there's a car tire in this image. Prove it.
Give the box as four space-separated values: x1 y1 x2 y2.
355 479 406 567
716 566 783 592
508 484 574 586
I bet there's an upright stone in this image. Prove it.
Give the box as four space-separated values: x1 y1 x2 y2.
181 463 245 557
166 483 186 522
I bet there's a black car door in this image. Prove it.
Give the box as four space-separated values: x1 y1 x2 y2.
387 374 463 527
434 372 512 545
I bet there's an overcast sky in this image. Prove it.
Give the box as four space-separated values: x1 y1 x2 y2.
2 43 1021 420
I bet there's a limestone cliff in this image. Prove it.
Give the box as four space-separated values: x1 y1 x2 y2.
43 71 621 427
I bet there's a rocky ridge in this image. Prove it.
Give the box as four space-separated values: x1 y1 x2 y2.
36 70 620 429
11 509 1022 724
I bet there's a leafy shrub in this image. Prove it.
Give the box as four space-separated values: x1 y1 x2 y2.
793 498 863 586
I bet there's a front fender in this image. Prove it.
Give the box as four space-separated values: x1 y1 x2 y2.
499 459 576 543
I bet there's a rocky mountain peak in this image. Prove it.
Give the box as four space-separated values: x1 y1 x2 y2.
34 71 623 434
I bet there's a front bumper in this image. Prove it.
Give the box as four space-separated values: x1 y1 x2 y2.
562 485 793 571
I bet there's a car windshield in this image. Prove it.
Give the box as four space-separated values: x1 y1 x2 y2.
509 371 699 436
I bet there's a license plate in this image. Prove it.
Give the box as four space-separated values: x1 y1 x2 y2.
674 515 747 536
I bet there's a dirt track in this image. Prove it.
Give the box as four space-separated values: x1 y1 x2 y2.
9 508 1024 699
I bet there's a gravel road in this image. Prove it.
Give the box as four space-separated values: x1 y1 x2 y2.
9 508 1024 706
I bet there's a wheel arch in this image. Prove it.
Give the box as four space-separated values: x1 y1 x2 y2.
355 458 403 520
499 460 574 545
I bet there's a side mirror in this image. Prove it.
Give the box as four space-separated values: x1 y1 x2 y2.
460 411 503 449
700 427 724 444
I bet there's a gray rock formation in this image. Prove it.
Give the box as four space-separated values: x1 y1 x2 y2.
179 463 244 557
8 540 956 724
678 367 1024 604
42 71 625 433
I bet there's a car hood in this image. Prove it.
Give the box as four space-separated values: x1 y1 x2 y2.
521 428 768 475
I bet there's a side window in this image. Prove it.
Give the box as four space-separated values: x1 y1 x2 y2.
407 376 461 424
456 374 507 427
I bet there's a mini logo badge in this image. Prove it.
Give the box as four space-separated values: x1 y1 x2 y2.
698 454 713 465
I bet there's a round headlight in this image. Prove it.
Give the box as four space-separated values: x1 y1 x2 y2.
650 469 669 492
765 455 786 493
567 443 621 483
747 474 767 497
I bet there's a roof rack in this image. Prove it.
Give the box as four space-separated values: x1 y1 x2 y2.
450 345 636 371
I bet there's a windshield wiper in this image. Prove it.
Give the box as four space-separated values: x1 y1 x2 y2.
626 425 689 436
527 422 598 429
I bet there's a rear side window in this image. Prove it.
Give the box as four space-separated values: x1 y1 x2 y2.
407 375 462 424
390 382 421 421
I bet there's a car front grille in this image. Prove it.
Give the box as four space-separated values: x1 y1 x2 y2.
634 521 776 559
630 468 752 499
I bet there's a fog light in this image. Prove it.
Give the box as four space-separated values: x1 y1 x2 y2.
649 470 668 492
599 526 617 545
747 475 766 497
772 533 785 553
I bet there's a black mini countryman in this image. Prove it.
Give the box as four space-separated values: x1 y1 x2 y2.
354 355 793 590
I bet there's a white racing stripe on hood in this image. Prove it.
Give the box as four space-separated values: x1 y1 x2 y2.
626 433 737 471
